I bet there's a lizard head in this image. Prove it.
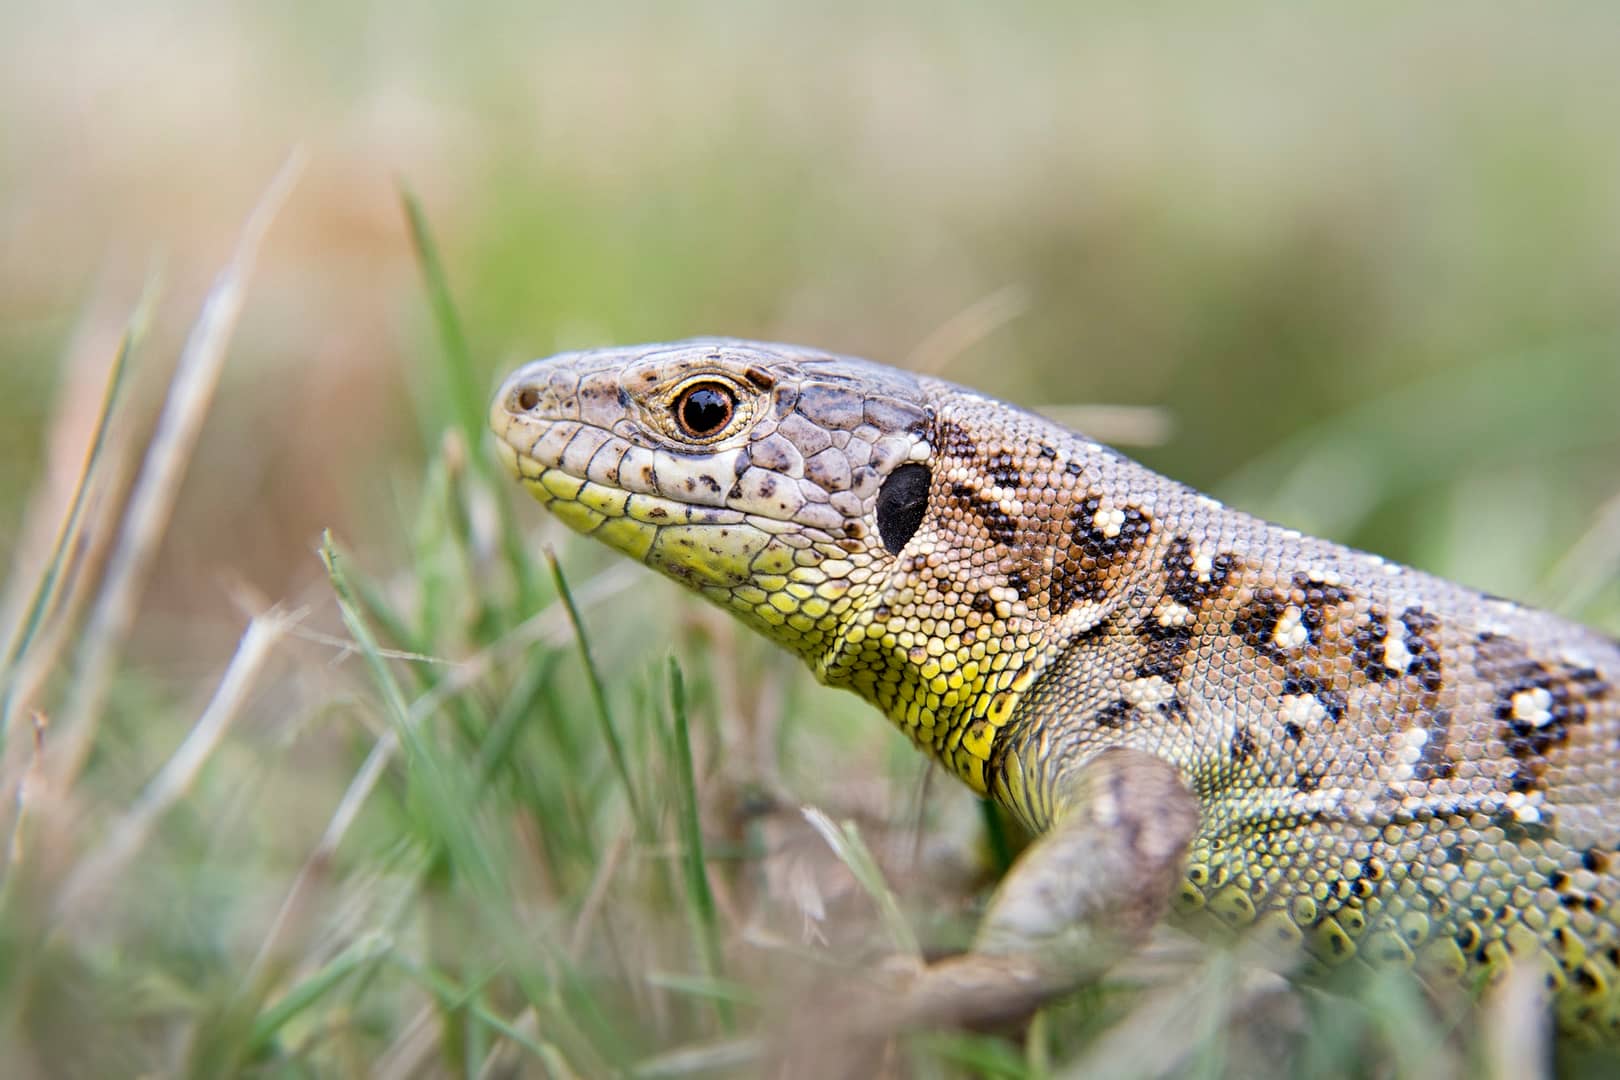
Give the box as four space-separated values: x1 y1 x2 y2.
491 339 934 661
491 339 1062 784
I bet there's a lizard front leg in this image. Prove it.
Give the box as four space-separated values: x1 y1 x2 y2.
887 747 1201 1030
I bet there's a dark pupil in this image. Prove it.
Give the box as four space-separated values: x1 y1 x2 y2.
681 387 731 434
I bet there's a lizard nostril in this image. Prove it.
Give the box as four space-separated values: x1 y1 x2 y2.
515 386 541 412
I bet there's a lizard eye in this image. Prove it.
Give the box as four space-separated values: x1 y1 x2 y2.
673 382 736 440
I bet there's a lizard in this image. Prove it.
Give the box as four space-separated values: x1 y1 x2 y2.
488 338 1620 1041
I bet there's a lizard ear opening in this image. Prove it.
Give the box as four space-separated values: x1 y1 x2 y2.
876 463 931 555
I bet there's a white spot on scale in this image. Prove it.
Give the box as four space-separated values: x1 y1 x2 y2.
1382 632 1413 673
1279 694 1328 729
1056 599 1109 637
1155 600 1193 628
1191 549 1214 581
1505 789 1545 824
1511 687 1554 728
1344 793 1381 822
1092 504 1126 538
1387 726 1431 786
1272 606 1309 650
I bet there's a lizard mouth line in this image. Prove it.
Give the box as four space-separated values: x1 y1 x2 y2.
496 432 746 527
492 416 778 591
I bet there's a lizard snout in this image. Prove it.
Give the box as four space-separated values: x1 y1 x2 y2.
494 362 559 421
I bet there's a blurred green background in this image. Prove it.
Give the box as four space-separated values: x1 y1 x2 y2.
2 1 1617 628
0 1 1617 1074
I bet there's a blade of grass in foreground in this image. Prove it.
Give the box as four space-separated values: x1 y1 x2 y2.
667 658 730 1029
0 287 144 749
546 549 647 832
400 186 480 453
246 934 393 1057
400 184 541 615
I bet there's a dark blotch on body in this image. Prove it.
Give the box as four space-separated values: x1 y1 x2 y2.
1234 588 1289 656
1136 623 1194 682
1051 496 1151 612
1352 606 1394 682
1483 631 1613 794
935 418 978 459
1399 607 1445 693
1096 700 1132 728
1162 537 1234 608
1231 726 1256 762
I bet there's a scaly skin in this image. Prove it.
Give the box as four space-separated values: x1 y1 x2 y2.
490 339 1620 1038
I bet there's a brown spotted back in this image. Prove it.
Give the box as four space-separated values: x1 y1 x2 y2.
917 384 1620 1029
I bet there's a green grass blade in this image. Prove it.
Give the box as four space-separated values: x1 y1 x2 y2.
545 549 646 831
321 533 418 731
400 183 542 614
248 935 392 1054
911 1031 1034 1078
387 952 571 1074
667 658 729 1028
400 185 480 447
643 971 756 1010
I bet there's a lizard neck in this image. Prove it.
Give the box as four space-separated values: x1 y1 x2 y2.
813 599 1052 794
814 547 1160 797
810 391 1181 797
